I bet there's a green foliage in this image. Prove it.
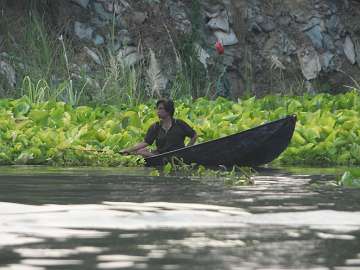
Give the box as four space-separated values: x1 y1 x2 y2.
154 158 255 186
6 11 70 85
337 170 360 188
1 91 360 166
94 51 147 106
169 0 210 99
1 9 147 106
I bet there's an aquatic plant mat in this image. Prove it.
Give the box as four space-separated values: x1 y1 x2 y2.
1 91 360 167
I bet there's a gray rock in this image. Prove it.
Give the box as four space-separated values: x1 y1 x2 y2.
248 21 262 33
93 34 105 46
264 32 296 56
319 51 334 71
91 17 109 28
133 11 147 25
84 47 102 65
74 21 94 40
258 17 275 33
278 15 291 26
297 47 321 80
0 60 16 87
147 49 167 98
214 29 239 46
356 41 360 69
255 15 275 33
167 0 191 33
94 2 114 21
326 15 342 36
103 0 130 14
323 33 335 51
328 1 337 14
117 46 143 66
280 34 297 55
118 29 132 46
207 10 230 32
335 39 344 55
255 15 264 24
302 17 321 30
292 10 308 24
343 35 356 64
305 25 323 49
71 0 89 8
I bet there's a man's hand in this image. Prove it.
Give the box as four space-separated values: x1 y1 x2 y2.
119 142 149 156
187 133 197 147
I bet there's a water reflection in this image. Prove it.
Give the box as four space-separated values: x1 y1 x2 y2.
0 166 359 270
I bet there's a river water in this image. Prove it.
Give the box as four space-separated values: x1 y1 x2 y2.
0 166 359 270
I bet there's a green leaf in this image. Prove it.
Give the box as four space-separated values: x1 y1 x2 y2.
14 100 31 117
29 109 48 125
163 163 172 175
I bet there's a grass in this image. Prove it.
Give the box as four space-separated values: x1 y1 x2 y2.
0 7 150 106
0 2 218 105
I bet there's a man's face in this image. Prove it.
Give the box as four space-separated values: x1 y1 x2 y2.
157 103 170 119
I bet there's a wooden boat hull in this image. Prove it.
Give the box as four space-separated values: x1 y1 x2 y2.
145 115 297 167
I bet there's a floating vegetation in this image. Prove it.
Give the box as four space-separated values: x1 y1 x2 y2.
150 158 256 186
337 169 360 188
1 91 360 166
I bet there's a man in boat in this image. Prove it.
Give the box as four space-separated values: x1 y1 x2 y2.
120 99 197 157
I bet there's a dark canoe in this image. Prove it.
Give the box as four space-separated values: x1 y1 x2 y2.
145 115 297 167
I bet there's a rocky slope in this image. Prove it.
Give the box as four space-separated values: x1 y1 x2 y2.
1 0 360 98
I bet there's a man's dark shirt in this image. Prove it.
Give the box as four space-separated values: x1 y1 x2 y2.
144 118 196 154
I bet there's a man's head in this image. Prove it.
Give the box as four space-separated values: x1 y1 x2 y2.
156 99 175 119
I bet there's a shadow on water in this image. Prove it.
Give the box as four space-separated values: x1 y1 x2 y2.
0 165 360 270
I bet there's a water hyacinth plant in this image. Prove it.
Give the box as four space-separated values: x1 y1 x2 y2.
1 90 360 167
338 170 360 188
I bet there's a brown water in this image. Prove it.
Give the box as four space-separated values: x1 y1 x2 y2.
0 166 359 270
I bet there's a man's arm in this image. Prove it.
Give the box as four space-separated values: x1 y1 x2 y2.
121 122 158 154
187 133 197 147
120 142 149 154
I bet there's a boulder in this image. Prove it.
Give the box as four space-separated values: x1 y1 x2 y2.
214 29 239 46
133 11 147 25
94 2 113 21
0 60 16 87
305 25 323 49
93 34 105 46
74 21 94 40
117 46 143 66
297 47 321 80
71 0 89 8
167 0 191 33
207 10 230 32
303 17 325 49
103 0 130 14
344 35 356 64
256 15 276 33
319 51 334 71
147 49 167 98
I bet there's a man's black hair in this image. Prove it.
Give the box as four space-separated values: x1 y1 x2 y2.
156 99 175 117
